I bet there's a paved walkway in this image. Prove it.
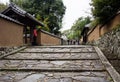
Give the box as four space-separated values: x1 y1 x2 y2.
0 45 119 82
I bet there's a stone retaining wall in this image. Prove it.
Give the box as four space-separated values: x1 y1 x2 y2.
90 27 120 73
0 46 21 57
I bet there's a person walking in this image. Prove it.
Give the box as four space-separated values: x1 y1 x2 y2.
33 28 37 45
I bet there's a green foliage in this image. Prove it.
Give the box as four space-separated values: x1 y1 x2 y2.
36 14 50 32
63 29 72 39
10 0 25 7
0 3 7 12
90 19 98 28
112 24 120 31
10 0 66 35
63 17 91 39
91 0 120 24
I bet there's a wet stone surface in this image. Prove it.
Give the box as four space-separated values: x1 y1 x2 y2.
0 72 113 82
21 47 96 53
0 45 114 82
5 52 99 59
0 60 104 71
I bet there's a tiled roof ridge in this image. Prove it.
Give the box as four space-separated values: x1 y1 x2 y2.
9 2 26 14
0 13 23 25
9 2 44 26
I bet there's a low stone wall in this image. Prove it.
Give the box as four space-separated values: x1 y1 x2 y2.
90 27 120 73
0 46 22 57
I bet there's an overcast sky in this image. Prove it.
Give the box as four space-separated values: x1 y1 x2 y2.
0 0 92 31
61 0 92 31
0 0 9 4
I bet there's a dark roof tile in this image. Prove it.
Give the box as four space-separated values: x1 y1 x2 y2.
2 3 44 26
0 13 23 25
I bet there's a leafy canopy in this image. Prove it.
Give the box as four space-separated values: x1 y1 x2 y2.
0 3 7 12
10 0 66 35
63 17 91 40
91 0 120 24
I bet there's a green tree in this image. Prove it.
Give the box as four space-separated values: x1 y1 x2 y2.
0 3 7 12
63 17 91 40
63 29 71 39
91 0 120 24
10 0 66 35
71 17 91 39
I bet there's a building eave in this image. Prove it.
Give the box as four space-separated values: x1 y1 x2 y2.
0 13 24 26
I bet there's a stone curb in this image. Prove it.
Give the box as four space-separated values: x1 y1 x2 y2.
0 46 27 59
94 46 120 82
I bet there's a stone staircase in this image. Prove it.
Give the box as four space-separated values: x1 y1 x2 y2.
0 45 119 82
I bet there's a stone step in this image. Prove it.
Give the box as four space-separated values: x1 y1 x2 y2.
0 60 105 71
0 46 119 82
21 47 95 53
4 52 99 60
0 71 113 82
28 45 93 48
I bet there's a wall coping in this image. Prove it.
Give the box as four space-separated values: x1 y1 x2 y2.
23 30 62 40
0 13 24 26
40 29 62 40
